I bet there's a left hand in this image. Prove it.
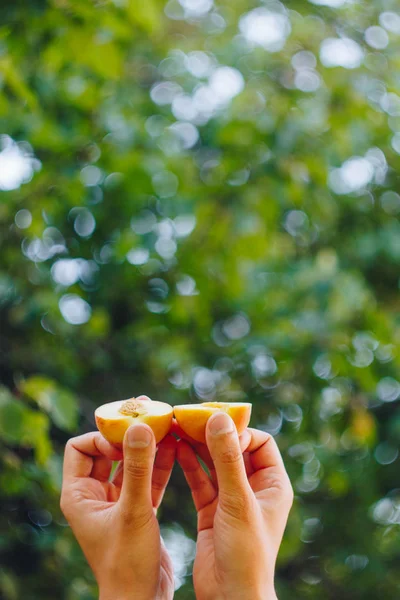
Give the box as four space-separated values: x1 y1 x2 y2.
60 425 176 600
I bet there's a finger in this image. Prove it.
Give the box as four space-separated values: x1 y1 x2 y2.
193 443 217 485
171 420 217 484
63 432 123 481
176 440 216 511
136 395 152 402
245 429 287 474
243 452 254 478
108 483 122 503
111 461 124 487
91 456 113 482
205 413 251 503
119 424 156 522
151 435 177 509
114 436 177 498
193 435 248 469
239 429 252 452
196 429 251 486
172 421 250 487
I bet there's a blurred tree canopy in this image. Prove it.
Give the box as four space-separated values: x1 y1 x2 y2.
1 0 400 598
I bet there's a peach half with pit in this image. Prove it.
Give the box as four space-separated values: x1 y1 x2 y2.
95 396 173 446
173 401 252 444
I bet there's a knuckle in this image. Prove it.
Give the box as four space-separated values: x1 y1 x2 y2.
124 460 149 480
120 505 153 529
151 479 165 492
65 438 74 453
267 474 294 507
192 478 211 493
220 491 253 522
269 473 284 489
218 445 242 465
284 478 294 506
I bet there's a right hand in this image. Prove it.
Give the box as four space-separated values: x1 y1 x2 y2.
176 412 293 600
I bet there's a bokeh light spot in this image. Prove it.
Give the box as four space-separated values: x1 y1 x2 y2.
320 38 364 69
239 7 291 53
15 209 32 229
0 135 41 191
59 294 91 325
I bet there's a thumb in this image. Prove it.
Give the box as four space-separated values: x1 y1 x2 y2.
119 424 155 522
206 412 251 512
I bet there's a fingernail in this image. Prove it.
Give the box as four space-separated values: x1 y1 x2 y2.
136 395 151 402
209 412 234 436
127 425 151 448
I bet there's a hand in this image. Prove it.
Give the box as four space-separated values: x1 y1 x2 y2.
60 426 176 600
176 413 293 600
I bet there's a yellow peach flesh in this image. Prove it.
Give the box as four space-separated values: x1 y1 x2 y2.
173 401 252 443
95 396 173 446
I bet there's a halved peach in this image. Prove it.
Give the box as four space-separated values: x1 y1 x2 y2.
95 395 173 447
173 401 252 444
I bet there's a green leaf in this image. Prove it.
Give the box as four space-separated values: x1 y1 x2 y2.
0 394 25 443
127 0 162 33
0 387 51 463
20 377 78 432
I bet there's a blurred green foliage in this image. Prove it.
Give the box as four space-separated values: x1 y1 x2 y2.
1 0 400 598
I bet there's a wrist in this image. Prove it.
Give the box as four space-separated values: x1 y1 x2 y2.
99 588 153 600
251 585 278 600
224 587 277 600
98 572 159 600
263 585 278 600
99 593 135 600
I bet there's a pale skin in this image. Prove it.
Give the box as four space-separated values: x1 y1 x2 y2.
60 425 176 600
60 412 293 600
175 412 293 600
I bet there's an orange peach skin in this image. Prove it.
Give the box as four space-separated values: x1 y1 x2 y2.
95 402 173 447
173 402 252 444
